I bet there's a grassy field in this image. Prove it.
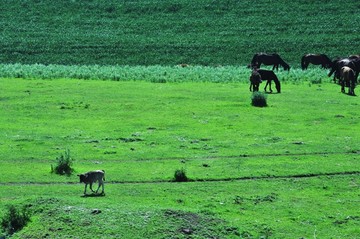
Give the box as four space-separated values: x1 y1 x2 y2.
1 0 360 237
0 72 359 238
1 0 360 66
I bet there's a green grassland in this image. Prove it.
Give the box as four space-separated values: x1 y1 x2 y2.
1 0 360 66
1 0 360 238
0 73 359 238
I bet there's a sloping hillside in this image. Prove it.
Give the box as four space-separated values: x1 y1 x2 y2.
1 0 359 66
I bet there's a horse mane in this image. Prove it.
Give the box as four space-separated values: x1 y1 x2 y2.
320 54 332 62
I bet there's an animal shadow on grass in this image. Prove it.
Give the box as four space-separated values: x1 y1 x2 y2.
264 91 280 94
81 193 106 198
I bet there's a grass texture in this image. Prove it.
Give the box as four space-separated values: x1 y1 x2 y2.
0 0 360 66
0 74 359 238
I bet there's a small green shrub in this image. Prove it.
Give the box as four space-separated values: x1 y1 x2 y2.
251 92 267 107
174 168 188 182
52 149 74 176
1 205 31 235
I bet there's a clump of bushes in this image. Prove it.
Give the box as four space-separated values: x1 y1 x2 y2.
51 149 74 176
251 92 267 107
1 205 31 235
174 168 188 182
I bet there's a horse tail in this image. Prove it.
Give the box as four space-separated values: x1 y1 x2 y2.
349 68 355 83
350 69 356 95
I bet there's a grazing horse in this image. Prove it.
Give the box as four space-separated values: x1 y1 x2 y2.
301 54 332 70
251 53 290 71
249 69 262 92
340 67 356 95
257 69 281 93
328 58 356 83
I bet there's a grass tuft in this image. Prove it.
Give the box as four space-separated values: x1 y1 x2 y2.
51 149 74 176
251 92 267 107
1 204 31 236
174 168 188 182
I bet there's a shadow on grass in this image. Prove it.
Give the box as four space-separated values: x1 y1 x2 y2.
81 193 105 198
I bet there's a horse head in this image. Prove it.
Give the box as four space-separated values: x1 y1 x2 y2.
282 63 290 71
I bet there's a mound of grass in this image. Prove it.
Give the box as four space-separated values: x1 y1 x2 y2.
251 92 268 107
11 198 240 238
1 204 31 236
174 168 188 182
51 149 74 176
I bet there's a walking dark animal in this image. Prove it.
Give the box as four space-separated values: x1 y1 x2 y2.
78 170 105 195
249 69 262 92
251 53 290 71
301 54 332 70
340 66 356 95
257 69 281 93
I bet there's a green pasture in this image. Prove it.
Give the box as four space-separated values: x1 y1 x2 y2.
0 68 359 238
1 0 360 237
1 176 359 239
1 0 360 66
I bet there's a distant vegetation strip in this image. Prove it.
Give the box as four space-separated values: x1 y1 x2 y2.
0 63 328 83
1 0 359 66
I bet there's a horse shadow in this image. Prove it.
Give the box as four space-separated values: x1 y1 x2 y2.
264 91 281 95
81 193 106 198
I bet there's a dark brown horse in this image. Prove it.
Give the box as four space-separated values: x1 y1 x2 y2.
249 69 281 93
251 53 290 71
301 54 332 70
257 69 281 93
340 66 356 95
328 58 357 83
249 69 262 92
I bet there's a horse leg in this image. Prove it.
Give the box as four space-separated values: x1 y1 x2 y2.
268 80 273 93
249 83 253 92
349 81 355 95
341 81 345 93
302 60 309 70
304 62 308 70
